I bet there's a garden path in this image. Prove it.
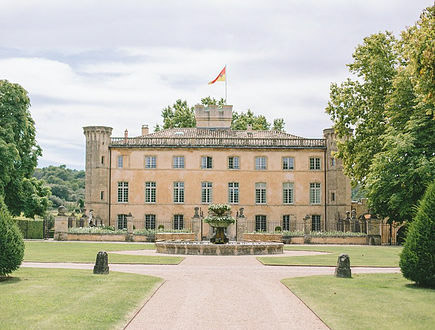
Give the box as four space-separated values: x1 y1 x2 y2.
23 250 399 330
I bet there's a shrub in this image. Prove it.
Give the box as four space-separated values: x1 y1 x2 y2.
274 226 282 232
400 181 435 288
14 219 44 239
0 198 25 277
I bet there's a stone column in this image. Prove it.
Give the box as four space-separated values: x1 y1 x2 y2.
126 213 134 241
54 206 68 241
236 208 247 241
303 215 311 235
191 207 201 241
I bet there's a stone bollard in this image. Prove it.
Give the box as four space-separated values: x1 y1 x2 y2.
335 253 351 278
93 251 109 275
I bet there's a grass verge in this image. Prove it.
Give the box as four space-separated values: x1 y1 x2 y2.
282 273 435 330
0 268 162 329
24 241 183 264
258 245 401 267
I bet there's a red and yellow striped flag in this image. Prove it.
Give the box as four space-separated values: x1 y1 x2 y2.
208 66 226 85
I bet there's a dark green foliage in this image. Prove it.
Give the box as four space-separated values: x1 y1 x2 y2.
326 7 435 223
0 80 50 217
400 181 435 287
33 165 85 209
0 198 25 276
159 97 285 131
14 219 44 239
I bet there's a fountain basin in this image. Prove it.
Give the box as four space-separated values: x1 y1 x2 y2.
156 241 284 255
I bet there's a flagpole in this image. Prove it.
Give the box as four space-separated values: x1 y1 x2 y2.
225 64 227 104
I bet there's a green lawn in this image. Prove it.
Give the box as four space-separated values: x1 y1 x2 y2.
282 273 435 330
24 241 183 264
258 245 402 267
0 268 162 330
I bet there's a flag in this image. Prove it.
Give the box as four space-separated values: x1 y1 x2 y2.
208 66 226 85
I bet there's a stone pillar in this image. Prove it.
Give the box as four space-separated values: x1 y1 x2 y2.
303 215 311 235
126 213 134 242
236 210 247 241
54 206 68 241
191 207 201 241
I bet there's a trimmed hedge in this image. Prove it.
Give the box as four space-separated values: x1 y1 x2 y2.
0 199 25 276
14 219 44 239
400 180 435 288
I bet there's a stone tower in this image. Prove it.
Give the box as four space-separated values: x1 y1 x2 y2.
83 126 113 224
324 128 352 231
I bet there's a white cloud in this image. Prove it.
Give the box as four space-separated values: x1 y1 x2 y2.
0 0 432 168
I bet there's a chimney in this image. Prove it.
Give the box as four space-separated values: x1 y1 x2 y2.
141 125 149 136
124 129 128 143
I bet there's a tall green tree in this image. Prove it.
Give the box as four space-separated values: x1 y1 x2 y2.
161 99 196 129
0 80 50 217
365 7 435 222
325 32 399 186
326 6 435 223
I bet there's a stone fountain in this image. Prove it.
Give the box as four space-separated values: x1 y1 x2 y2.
155 204 284 255
204 204 235 244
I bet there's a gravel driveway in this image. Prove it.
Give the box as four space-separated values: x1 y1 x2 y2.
23 250 399 330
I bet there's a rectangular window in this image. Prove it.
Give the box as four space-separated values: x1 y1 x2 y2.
100 191 104 201
145 156 156 169
282 157 294 170
173 214 184 230
117 214 127 229
145 181 156 203
282 215 290 231
255 215 267 232
228 182 239 204
310 183 321 204
331 191 336 202
173 156 185 168
117 182 128 203
201 156 213 169
255 182 267 204
101 156 105 165
173 182 185 203
201 182 213 204
228 156 240 169
145 214 156 230
309 157 321 170
312 215 321 231
283 182 294 204
255 156 267 170
117 155 123 168
331 157 336 167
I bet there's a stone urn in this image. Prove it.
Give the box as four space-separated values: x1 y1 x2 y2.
204 204 235 244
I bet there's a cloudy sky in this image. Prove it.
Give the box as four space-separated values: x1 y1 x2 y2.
0 0 432 169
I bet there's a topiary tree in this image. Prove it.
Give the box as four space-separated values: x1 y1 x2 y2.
0 197 25 277
399 180 435 288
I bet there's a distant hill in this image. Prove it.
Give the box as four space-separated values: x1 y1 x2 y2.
34 165 85 210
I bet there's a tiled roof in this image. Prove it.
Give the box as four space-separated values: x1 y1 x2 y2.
110 128 325 149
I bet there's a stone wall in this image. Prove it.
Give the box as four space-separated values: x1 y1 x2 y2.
242 233 283 242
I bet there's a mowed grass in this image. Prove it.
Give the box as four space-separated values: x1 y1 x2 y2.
24 241 183 264
258 245 402 267
282 273 435 330
0 268 162 330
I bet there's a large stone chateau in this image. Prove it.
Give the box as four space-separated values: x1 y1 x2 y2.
83 104 351 236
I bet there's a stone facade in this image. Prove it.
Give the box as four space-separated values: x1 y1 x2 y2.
83 105 351 237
